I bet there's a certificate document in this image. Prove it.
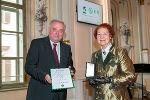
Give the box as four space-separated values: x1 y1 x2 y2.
85 62 95 78
50 68 74 90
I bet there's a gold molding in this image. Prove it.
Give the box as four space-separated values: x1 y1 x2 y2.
63 40 70 44
31 0 35 39
138 0 144 5
47 0 50 24
111 0 121 47
142 48 148 51
127 0 135 63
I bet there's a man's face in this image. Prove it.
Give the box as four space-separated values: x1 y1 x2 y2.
49 22 65 43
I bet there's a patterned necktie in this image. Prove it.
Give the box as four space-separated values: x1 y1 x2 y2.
53 43 59 67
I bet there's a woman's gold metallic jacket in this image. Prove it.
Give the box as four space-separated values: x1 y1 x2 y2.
91 46 135 100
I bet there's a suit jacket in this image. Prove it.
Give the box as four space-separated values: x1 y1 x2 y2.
91 45 135 100
25 36 75 100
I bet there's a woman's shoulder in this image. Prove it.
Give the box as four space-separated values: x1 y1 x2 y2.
113 46 128 54
113 46 127 51
92 50 99 55
92 50 100 58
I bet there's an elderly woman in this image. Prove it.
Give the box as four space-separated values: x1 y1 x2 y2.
89 23 135 100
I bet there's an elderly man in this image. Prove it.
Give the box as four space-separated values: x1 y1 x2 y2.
25 19 75 100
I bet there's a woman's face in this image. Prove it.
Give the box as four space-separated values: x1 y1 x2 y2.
97 27 111 49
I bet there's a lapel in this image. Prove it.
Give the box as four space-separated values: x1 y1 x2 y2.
45 36 51 45
44 36 53 52
44 36 56 68
97 50 104 68
103 45 115 67
98 45 115 68
59 42 65 66
44 38 68 68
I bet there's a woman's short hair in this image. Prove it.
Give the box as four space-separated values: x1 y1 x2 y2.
93 23 115 39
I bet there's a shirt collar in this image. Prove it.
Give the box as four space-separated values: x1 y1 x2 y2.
101 43 112 53
50 40 60 48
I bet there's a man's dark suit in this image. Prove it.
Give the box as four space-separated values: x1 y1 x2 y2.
25 36 75 100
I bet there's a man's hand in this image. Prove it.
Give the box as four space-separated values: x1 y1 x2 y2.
69 66 74 76
45 74 52 84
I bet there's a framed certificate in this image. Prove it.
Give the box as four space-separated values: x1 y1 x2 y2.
50 68 74 90
85 62 95 78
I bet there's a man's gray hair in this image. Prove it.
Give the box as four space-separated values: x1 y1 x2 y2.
49 19 66 30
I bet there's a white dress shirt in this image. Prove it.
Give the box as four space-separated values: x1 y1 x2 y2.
50 40 60 63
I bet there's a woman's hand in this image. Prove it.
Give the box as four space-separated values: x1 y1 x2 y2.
89 78 97 87
95 76 112 84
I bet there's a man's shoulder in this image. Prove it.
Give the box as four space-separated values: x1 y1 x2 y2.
33 36 47 41
60 42 70 47
31 36 48 43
